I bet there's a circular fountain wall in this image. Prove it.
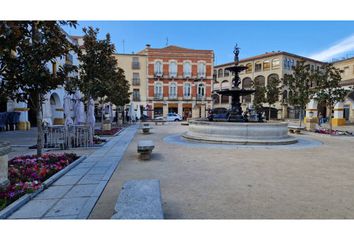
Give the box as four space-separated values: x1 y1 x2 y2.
183 120 297 145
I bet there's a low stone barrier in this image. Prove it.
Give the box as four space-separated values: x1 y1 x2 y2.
111 179 163 219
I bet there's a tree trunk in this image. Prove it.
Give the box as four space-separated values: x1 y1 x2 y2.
328 105 333 132
36 93 43 156
299 108 302 128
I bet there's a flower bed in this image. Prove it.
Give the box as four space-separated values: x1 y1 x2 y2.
0 153 79 211
94 127 122 136
315 128 353 136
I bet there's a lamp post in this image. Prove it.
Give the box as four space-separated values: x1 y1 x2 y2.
194 77 202 118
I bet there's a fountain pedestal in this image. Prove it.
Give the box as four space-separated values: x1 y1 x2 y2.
0 142 11 190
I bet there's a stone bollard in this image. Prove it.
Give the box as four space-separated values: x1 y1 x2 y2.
0 142 11 190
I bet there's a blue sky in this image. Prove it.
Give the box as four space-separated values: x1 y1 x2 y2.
63 21 354 64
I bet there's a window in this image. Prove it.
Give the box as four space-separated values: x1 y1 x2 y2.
154 61 163 76
246 63 252 73
132 57 140 69
283 58 289 69
169 61 177 78
154 82 163 99
132 73 140 86
242 77 252 88
198 62 206 78
284 58 293 69
169 82 177 98
213 70 217 81
197 83 205 98
213 83 220 91
255 62 262 72
290 59 295 69
272 59 280 69
221 80 229 90
133 89 140 101
218 69 223 78
183 62 191 78
263 60 270 71
224 69 230 77
184 83 191 97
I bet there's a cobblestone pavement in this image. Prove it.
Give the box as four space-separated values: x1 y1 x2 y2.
6 125 138 219
90 122 354 219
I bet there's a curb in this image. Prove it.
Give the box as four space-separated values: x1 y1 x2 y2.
0 155 87 219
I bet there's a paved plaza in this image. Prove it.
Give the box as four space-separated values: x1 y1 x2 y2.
2 122 354 219
90 122 354 219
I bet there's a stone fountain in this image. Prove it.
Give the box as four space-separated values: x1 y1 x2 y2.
183 45 296 145
216 44 256 122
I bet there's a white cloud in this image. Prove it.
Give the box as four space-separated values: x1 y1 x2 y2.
309 34 354 61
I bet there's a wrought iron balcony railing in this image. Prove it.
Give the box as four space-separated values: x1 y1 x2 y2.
154 94 163 100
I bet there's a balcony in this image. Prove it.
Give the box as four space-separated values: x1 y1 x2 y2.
197 73 206 79
169 72 177 78
169 95 178 100
196 95 205 101
154 72 163 78
133 95 141 101
183 95 192 100
132 78 140 86
154 94 163 100
132 62 140 69
184 72 191 78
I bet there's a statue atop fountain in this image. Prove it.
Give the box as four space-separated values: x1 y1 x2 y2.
216 44 255 122
233 44 240 64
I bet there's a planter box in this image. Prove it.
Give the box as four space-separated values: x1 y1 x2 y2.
0 155 86 219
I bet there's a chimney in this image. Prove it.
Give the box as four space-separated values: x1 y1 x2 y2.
146 44 151 48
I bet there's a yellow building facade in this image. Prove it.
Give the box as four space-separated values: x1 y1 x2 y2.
332 57 354 124
213 51 323 120
114 53 148 111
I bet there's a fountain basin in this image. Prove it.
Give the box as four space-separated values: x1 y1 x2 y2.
183 120 297 145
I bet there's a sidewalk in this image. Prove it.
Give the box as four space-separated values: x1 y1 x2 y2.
7 125 138 219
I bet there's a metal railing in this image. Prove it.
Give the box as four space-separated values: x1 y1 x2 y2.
196 95 205 101
154 72 163 77
154 94 163 100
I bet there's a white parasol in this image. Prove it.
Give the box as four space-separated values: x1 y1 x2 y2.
74 90 86 125
109 103 114 123
128 102 136 123
64 94 73 126
42 97 53 126
135 104 141 120
86 97 95 129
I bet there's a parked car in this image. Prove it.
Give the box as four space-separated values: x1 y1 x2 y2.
154 116 164 121
166 113 183 121
208 108 229 121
